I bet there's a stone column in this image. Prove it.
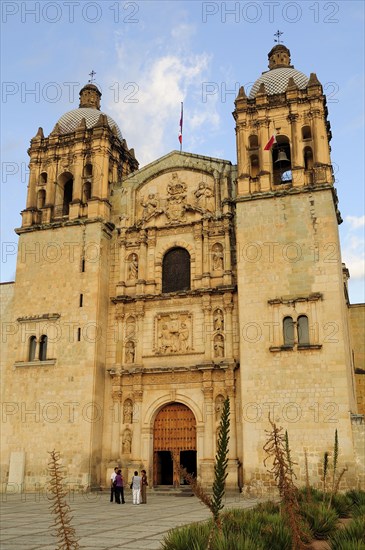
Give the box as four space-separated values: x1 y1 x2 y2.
132 387 143 461
202 296 212 361
202 385 214 459
223 293 234 359
202 220 210 287
136 230 147 293
223 219 232 286
110 392 122 459
134 308 145 364
193 223 203 287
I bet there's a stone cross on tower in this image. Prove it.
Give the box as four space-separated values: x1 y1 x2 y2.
88 70 96 83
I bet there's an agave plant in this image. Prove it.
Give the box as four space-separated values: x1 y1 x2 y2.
300 502 339 540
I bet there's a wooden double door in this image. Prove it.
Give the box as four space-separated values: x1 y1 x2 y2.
153 403 197 486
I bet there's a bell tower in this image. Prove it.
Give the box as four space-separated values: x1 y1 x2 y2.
5 83 139 490
21 83 138 228
234 45 358 489
234 43 333 195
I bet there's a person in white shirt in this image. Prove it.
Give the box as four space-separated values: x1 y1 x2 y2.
110 467 118 503
131 470 142 505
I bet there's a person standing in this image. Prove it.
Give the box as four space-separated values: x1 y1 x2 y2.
131 470 142 505
141 469 148 504
115 469 125 504
110 467 118 503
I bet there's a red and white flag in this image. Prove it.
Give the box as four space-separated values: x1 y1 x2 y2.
178 102 183 146
264 134 276 151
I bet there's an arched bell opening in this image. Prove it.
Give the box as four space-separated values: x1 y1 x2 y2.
272 136 292 185
55 172 74 217
153 402 197 487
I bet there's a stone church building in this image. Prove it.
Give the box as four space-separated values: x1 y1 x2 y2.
1 44 364 493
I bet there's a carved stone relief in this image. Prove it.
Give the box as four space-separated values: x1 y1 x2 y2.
215 394 225 422
122 428 132 454
125 340 135 363
194 181 215 212
213 309 224 332
214 334 225 358
155 312 192 354
123 399 133 424
127 253 138 280
212 243 224 271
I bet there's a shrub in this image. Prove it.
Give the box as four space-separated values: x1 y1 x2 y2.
300 502 339 540
329 516 365 549
161 522 211 550
330 493 353 518
297 486 324 504
346 489 365 507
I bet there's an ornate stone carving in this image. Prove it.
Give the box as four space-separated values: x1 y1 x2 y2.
212 243 224 271
215 394 225 421
213 309 224 332
123 399 133 423
125 340 135 363
214 334 225 358
166 173 187 221
141 193 160 219
127 253 138 280
125 316 136 339
194 181 215 212
122 428 132 454
155 312 192 354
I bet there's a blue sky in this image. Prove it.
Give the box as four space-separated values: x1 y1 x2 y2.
1 0 364 302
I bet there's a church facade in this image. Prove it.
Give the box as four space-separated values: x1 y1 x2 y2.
1 44 364 494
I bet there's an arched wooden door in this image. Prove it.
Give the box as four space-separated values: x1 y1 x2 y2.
153 403 196 486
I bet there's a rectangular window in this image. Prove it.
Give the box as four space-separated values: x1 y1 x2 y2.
79 294 83 307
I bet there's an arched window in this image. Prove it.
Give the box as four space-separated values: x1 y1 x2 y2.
283 317 295 347
28 336 36 361
162 247 190 293
297 315 309 345
57 172 74 216
249 135 259 149
304 147 314 170
302 125 312 140
39 172 47 185
39 335 47 361
83 163 93 177
272 136 292 185
37 189 46 209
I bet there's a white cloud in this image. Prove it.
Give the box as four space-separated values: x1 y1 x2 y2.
345 215 365 230
341 217 365 281
106 31 219 166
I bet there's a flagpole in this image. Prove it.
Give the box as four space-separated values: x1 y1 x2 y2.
179 101 183 153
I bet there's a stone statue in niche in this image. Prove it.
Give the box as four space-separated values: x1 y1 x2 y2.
214 334 225 358
125 340 135 363
127 253 138 280
123 399 133 424
156 313 192 354
215 394 225 421
126 316 136 339
213 309 224 332
141 193 159 218
195 182 215 212
212 243 224 271
122 429 132 454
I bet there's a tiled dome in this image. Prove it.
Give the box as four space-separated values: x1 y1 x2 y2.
249 67 309 98
56 108 123 140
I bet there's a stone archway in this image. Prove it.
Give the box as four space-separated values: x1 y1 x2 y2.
153 402 196 486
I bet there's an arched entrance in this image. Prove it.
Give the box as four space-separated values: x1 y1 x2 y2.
153 402 197 486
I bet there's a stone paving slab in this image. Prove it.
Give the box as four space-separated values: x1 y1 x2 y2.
0 492 261 549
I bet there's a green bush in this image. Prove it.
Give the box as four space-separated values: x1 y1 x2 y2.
160 522 211 550
329 516 365 549
300 502 339 539
330 493 354 518
297 485 324 503
352 503 365 518
346 489 365 507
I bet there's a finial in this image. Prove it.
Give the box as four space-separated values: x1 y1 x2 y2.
88 70 96 83
274 30 283 44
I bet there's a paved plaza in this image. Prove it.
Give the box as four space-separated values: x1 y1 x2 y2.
1 491 261 549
